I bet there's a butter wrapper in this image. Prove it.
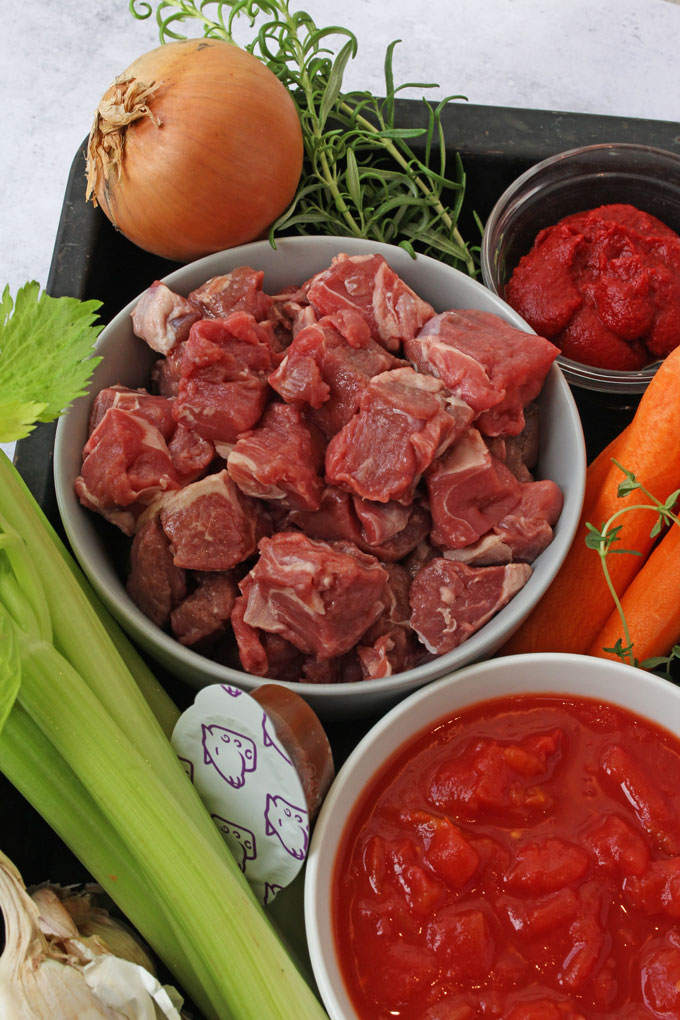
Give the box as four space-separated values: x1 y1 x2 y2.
171 684 310 904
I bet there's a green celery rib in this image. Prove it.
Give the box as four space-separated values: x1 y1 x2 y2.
0 453 230 864
0 704 221 1020
0 452 179 735
17 634 327 1020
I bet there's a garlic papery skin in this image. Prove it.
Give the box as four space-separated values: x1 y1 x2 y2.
0 853 182 1020
31 884 156 974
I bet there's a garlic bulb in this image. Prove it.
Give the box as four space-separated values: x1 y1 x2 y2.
0 851 184 1019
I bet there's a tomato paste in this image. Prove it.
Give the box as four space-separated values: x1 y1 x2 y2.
505 204 680 371
333 694 680 1019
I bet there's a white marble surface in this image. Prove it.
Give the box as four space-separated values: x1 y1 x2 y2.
1 0 679 458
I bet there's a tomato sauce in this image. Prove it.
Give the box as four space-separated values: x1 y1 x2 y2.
332 694 680 1019
505 204 680 371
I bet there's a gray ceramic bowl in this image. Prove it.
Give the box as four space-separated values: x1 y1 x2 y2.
54 235 585 719
481 142 680 394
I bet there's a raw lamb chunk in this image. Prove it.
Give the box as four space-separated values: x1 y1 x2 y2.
170 571 239 646
410 558 532 654
167 424 215 485
405 309 558 436
441 479 564 566
131 280 201 355
306 253 435 351
325 367 472 504
159 470 259 571
425 427 523 549
88 385 176 441
268 312 402 437
357 563 424 679
285 486 431 562
485 402 540 483
75 408 180 535
188 266 273 321
126 515 187 626
239 532 391 659
227 402 325 510
151 341 185 397
173 313 276 443
493 479 564 562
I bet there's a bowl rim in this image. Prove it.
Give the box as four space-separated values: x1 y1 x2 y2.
304 651 680 1019
54 234 586 709
480 141 680 393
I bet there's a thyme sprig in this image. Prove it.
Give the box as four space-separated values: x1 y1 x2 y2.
585 459 680 672
128 0 477 274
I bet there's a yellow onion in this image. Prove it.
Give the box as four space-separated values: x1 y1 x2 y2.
86 39 304 262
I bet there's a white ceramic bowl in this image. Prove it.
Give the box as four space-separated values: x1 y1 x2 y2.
304 653 680 1019
54 235 586 719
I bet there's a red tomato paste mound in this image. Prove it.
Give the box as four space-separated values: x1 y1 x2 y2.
505 203 680 371
333 694 680 1019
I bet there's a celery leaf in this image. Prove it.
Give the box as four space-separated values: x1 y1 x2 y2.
0 282 103 443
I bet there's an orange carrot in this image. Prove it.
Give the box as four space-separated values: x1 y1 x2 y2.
588 521 680 664
501 347 680 655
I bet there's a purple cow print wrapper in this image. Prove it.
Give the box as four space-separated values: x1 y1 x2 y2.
171 684 310 903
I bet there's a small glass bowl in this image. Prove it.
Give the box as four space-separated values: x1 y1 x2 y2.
481 143 680 394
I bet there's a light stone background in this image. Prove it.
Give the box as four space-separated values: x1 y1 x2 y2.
1 0 679 459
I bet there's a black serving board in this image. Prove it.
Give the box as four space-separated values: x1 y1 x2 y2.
5 99 680 983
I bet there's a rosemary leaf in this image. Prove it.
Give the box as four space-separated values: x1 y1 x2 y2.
129 0 477 275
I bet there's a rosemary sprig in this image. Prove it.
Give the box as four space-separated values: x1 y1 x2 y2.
585 459 680 672
128 0 477 275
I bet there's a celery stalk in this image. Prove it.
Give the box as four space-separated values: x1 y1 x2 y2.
13 630 327 1020
0 453 228 862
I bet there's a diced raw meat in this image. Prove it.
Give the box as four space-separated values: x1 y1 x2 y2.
410 558 532 654
167 424 215 485
126 515 187 626
285 486 431 563
425 427 523 550
159 470 259 571
173 312 276 443
268 314 402 437
230 595 269 676
151 341 185 397
306 252 435 351
170 571 239 646
325 367 471 504
75 408 180 534
88 385 176 441
356 563 424 678
442 534 515 566
239 532 391 658
405 309 559 436
486 402 541 482
130 280 201 355
493 480 564 563
188 266 273 321
227 402 325 511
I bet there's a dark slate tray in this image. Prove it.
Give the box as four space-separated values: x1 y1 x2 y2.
6 98 680 909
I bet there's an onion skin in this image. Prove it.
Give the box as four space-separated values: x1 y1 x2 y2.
86 39 304 262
